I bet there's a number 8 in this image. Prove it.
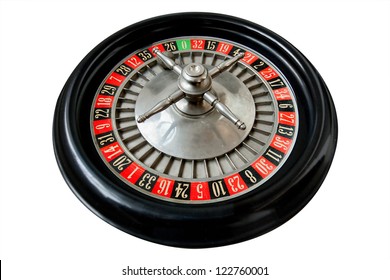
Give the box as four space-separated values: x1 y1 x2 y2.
245 170 257 184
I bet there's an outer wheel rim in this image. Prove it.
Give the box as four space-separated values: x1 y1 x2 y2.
53 12 337 248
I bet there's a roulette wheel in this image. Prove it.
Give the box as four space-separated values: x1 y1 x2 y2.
53 12 337 248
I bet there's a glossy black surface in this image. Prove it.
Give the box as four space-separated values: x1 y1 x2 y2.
53 12 337 248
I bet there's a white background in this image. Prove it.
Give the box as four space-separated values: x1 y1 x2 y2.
1 0 389 279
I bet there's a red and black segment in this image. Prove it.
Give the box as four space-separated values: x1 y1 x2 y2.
89 35 298 202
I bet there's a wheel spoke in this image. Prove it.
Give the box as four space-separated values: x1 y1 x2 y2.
137 89 185 123
203 91 246 130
